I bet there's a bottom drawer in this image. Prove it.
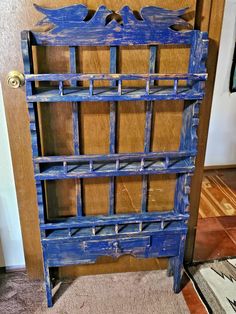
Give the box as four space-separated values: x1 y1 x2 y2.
43 233 182 267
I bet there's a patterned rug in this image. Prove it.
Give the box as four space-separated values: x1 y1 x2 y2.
199 174 236 218
187 258 236 313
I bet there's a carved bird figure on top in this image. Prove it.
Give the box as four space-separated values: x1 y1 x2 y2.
140 6 190 29
117 6 190 29
34 4 190 30
34 4 89 25
34 4 114 29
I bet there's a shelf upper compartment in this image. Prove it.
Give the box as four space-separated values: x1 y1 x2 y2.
25 73 207 102
34 151 196 180
43 221 188 241
27 86 205 102
40 211 189 233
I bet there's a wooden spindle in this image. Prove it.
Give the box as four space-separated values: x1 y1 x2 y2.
89 160 93 172
174 79 178 94
63 161 68 173
118 79 122 95
139 222 143 232
116 159 120 170
161 221 164 230
59 81 64 96
140 158 145 171
165 156 169 168
89 79 94 96
146 79 150 95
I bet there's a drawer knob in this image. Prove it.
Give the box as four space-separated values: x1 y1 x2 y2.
112 241 121 253
7 71 25 88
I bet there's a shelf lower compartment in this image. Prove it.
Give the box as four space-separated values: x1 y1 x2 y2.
42 228 186 267
27 86 204 102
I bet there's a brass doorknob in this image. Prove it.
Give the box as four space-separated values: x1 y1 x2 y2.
7 71 25 88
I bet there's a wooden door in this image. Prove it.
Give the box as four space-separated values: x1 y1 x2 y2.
0 0 224 279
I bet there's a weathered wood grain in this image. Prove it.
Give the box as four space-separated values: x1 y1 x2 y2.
32 5 194 46
109 46 118 215
41 211 189 230
25 73 207 81
69 46 83 217
26 86 205 102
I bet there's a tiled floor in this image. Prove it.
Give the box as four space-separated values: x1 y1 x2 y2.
195 169 236 261
183 169 236 313
194 216 236 261
182 273 208 314
183 215 236 313
199 169 236 218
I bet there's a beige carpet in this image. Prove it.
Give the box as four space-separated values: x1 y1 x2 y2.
35 270 189 314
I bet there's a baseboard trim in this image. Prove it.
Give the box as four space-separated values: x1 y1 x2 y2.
0 265 26 273
204 164 236 170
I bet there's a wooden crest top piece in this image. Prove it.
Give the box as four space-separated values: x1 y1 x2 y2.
30 4 205 46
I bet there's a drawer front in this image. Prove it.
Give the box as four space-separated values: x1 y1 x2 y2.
83 236 150 253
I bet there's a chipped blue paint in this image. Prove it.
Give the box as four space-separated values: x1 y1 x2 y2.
69 46 83 217
141 45 156 213
21 4 208 307
109 46 118 215
32 4 194 46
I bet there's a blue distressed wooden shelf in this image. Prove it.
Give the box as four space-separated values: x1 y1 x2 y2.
21 4 208 307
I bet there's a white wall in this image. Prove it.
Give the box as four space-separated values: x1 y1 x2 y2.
0 82 25 268
205 0 236 166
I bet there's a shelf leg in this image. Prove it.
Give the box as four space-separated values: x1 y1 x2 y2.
172 235 186 293
167 257 174 277
44 263 53 307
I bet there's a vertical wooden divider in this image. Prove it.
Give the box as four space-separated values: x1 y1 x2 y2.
109 46 118 215
141 46 156 213
69 46 83 217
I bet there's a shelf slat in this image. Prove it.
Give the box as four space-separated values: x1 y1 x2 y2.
40 211 189 231
35 159 194 181
34 150 196 163
25 73 207 81
44 221 188 241
27 86 204 102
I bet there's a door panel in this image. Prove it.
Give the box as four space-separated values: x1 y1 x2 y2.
0 0 219 279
